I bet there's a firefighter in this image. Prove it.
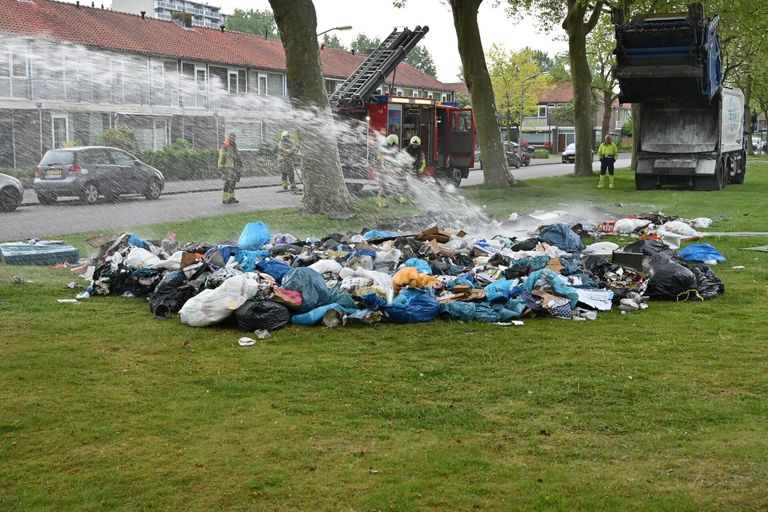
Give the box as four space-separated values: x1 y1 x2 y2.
218 131 242 204
406 135 426 177
597 134 619 189
376 133 402 208
278 130 298 193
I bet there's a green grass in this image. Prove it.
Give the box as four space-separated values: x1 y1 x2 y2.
1 162 768 510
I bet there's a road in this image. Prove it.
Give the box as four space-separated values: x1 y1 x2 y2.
0 155 630 241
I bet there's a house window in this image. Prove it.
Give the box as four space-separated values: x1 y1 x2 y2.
267 72 283 96
0 49 9 78
226 120 263 150
51 114 69 148
151 62 165 88
110 59 124 102
228 71 238 94
12 52 27 77
195 68 206 91
538 105 547 118
258 74 267 96
412 90 419 98
325 79 337 95
238 70 246 94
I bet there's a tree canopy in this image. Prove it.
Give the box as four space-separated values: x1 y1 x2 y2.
224 8 278 39
487 45 551 129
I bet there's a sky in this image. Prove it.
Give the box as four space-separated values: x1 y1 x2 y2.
94 0 569 83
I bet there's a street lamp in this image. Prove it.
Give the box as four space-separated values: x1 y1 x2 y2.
316 25 353 37
519 73 540 145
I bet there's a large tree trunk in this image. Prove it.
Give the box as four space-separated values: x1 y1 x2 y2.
564 0 603 177
744 76 754 155
269 0 353 214
450 0 515 187
601 89 613 141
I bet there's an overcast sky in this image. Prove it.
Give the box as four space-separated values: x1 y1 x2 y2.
217 0 568 83
89 0 567 83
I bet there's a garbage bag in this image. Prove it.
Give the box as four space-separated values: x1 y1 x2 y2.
309 259 343 276
237 250 270 272
363 229 399 240
583 242 619 256
238 221 271 250
403 257 433 275
614 218 651 233
385 289 440 323
125 247 162 268
291 303 357 326
204 245 239 268
256 259 293 284
149 281 197 319
440 301 477 321
281 267 331 313
623 239 673 258
677 243 726 264
643 253 697 300
272 287 303 309
691 264 725 300
518 269 579 307
538 224 584 252
485 278 514 302
234 300 291 331
179 274 262 327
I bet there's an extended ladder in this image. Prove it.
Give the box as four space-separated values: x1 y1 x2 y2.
329 26 429 108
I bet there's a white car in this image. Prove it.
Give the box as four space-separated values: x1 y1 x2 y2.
0 172 24 212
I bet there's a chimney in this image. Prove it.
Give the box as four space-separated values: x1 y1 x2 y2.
76 1 80 8
140 11 145 19
219 24 224 33
91 1 94 6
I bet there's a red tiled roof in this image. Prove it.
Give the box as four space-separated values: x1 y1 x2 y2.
443 82 469 96
0 0 452 92
538 82 573 103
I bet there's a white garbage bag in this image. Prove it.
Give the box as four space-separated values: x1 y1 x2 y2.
582 241 619 256
179 274 261 327
309 259 343 276
124 247 162 268
614 218 651 233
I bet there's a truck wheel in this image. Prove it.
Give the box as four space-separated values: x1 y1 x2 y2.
731 171 745 184
694 176 718 191
635 174 656 190
346 183 364 196
447 168 462 187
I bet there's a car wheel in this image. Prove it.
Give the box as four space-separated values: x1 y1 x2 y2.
450 167 462 187
79 182 99 204
144 179 163 200
36 191 57 205
345 183 364 196
0 186 21 212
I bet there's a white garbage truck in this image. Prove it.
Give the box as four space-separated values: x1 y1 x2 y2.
613 3 748 190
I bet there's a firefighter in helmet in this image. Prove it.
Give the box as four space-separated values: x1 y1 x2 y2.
278 130 298 193
406 135 426 177
376 133 403 208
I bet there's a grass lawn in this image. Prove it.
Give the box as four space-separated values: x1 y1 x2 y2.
1 162 767 511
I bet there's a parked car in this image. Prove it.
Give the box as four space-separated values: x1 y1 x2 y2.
561 142 594 163
34 146 165 205
0 172 24 212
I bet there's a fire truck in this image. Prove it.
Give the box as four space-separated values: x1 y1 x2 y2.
329 27 476 193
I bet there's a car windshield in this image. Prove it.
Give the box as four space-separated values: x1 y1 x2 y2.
40 150 74 166
566 143 576 151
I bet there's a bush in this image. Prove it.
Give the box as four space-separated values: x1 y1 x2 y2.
98 125 140 153
532 149 550 159
621 119 633 137
137 140 218 181
0 167 35 187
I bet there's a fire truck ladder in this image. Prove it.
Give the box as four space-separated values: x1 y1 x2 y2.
329 26 429 108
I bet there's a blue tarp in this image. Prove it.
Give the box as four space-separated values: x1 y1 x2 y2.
539 224 584 252
678 243 726 263
0 242 80 265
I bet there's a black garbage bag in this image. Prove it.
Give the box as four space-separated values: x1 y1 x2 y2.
623 239 674 258
691 264 725 300
149 281 198 319
511 238 540 252
234 300 291 331
644 253 697 300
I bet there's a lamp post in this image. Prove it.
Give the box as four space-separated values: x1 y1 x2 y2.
316 25 353 37
519 73 540 145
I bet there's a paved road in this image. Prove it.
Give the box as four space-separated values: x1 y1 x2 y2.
1 155 630 241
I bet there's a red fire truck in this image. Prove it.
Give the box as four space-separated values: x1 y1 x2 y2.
330 27 475 192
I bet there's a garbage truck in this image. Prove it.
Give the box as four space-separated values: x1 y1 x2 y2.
613 3 747 190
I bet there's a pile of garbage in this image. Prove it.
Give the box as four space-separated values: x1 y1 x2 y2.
67 213 726 333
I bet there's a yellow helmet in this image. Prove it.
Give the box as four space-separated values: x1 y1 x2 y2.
281 131 289 139
386 134 399 146
410 136 421 146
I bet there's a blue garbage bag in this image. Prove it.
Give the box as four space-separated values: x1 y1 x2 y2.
328 285 359 310
439 302 477 321
500 297 527 319
456 273 476 286
291 303 357 325
282 267 332 313
446 277 474 289
539 223 584 252
237 249 270 272
362 229 399 240
474 304 501 323
204 245 239 267
238 221 271 250
403 257 432 275
559 254 581 275
361 293 387 311
346 248 378 261
127 234 149 249
678 243 726 263
256 259 293 284
509 255 550 272
485 278 514 302
385 289 440 323
519 268 580 307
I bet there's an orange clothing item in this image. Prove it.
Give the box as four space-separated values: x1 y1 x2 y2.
392 267 439 293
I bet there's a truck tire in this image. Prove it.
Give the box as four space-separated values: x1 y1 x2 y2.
345 183 364 196
635 174 657 190
731 171 745 184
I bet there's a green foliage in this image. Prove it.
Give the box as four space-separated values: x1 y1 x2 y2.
454 92 471 107
137 139 218 181
548 52 571 81
321 33 346 50
97 125 140 153
0 166 34 186
61 139 83 148
225 8 278 38
621 118 633 137
404 45 437 78
487 45 552 127
532 148 550 158
587 16 617 96
550 102 575 124
350 33 380 54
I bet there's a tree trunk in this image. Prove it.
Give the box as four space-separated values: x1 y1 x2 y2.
601 89 613 142
564 0 602 177
450 0 515 187
269 0 353 214
744 76 754 155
